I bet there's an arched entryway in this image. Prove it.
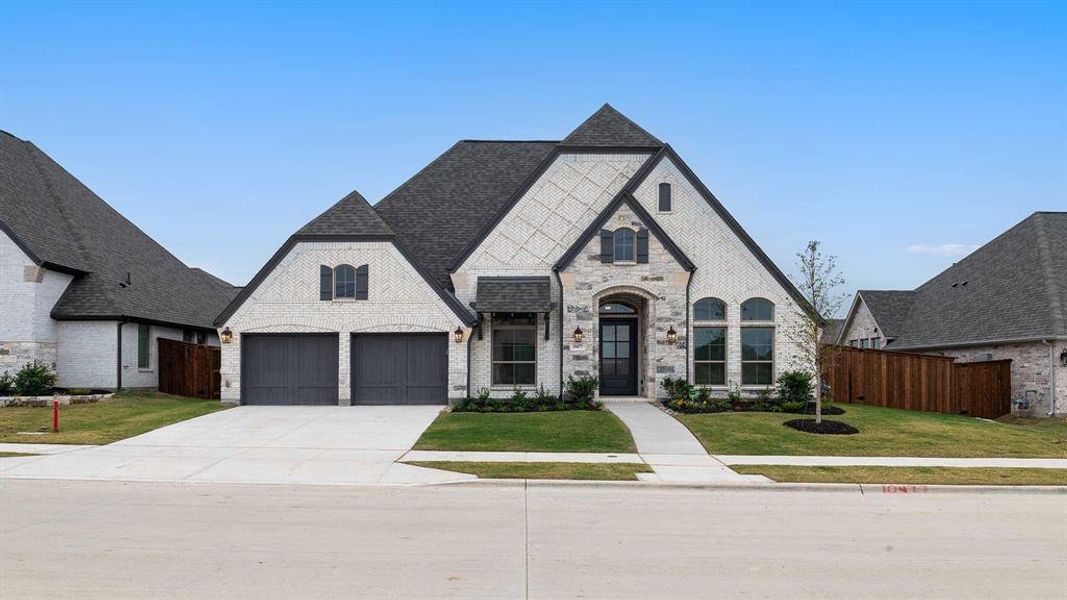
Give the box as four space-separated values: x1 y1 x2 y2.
597 293 647 396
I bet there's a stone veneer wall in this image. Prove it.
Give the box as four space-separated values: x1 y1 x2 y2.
219 240 470 404
559 203 688 398
930 340 1066 416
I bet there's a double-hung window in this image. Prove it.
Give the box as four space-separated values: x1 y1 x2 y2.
740 298 774 385
492 314 537 386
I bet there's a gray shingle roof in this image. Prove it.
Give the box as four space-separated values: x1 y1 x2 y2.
887 212 1067 349
373 140 558 288
0 130 238 330
562 104 662 147
858 290 917 340
474 276 553 312
821 318 844 344
296 190 393 237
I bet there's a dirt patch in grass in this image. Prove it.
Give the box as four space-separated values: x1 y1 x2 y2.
413 411 637 453
734 465 1067 486
783 419 859 435
408 461 652 481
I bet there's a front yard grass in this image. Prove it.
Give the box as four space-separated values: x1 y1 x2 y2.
413 411 637 453
0 392 228 445
734 465 1067 486
408 461 651 480
677 404 1067 458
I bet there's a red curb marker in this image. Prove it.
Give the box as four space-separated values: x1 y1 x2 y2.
52 398 59 433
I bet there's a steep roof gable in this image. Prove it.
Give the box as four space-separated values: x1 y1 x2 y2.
562 104 662 147
296 190 393 237
858 290 917 339
0 130 237 330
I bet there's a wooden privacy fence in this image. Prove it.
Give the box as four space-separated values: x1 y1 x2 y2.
823 346 1012 419
158 338 221 399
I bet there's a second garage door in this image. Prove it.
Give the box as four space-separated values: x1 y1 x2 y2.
242 334 339 405
351 334 448 405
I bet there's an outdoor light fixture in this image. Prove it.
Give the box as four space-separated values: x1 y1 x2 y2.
220 327 233 344
573 326 584 344
666 326 677 344
454 327 465 343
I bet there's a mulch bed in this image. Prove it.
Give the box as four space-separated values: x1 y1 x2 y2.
784 419 859 435
801 405 846 416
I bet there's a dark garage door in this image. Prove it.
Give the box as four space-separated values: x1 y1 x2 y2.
242 334 338 405
351 334 448 405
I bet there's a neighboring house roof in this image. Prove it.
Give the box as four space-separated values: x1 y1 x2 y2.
0 130 238 330
857 290 917 340
473 277 553 313
890 212 1066 349
820 318 844 344
840 212 1067 350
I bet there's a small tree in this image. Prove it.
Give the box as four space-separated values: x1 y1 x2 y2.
785 240 847 423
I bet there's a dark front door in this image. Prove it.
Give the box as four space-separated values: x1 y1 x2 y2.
242 334 339 405
351 333 448 405
599 319 638 396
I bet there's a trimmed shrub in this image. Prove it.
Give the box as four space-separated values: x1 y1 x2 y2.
776 370 814 405
563 376 600 409
0 371 14 396
13 361 56 396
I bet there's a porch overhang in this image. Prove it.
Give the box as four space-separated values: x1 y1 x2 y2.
471 276 553 313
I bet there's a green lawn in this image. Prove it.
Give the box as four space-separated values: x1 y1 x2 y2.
409 461 651 480
734 465 1067 486
413 411 637 453
0 392 228 445
677 404 1067 458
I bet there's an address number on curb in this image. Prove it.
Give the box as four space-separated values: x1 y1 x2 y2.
881 485 928 494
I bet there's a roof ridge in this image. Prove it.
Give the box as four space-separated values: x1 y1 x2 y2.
458 139 561 144
1032 212 1066 335
599 103 663 144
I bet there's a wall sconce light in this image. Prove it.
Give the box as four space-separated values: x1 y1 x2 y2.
454 327 465 343
1060 348 1067 367
220 327 233 344
573 326 584 344
666 326 677 345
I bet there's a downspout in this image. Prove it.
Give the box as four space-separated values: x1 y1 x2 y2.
1043 340 1056 416
684 270 694 383
554 269 564 395
115 320 127 392
465 324 474 399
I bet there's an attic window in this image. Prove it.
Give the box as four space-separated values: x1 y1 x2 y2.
614 228 636 262
320 264 369 300
658 183 672 212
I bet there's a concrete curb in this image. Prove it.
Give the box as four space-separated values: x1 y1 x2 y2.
446 478 1067 495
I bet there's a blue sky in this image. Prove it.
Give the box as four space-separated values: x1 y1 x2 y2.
2 1 1064 314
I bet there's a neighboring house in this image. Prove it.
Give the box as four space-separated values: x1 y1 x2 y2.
0 130 239 390
820 318 844 346
837 212 1066 416
217 105 815 406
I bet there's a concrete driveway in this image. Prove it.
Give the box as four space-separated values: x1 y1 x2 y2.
0 406 474 486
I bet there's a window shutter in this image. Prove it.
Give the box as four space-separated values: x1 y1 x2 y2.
599 230 613 263
320 265 332 300
355 264 369 300
636 228 649 263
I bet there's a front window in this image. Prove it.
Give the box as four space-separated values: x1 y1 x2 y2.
492 314 537 385
334 264 356 298
137 324 150 369
694 297 726 321
694 327 726 385
741 298 774 321
613 228 635 262
741 327 774 385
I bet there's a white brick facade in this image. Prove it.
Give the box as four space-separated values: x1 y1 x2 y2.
0 230 73 374
840 297 886 348
218 240 470 404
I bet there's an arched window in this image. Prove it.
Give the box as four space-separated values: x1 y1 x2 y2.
600 302 636 315
658 182 672 212
334 264 356 298
741 298 774 321
693 297 726 321
613 228 635 262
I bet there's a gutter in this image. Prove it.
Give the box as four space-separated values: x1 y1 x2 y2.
554 269 564 395
891 335 1067 352
1043 340 1057 416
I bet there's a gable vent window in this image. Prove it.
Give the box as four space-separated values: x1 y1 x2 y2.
658 183 672 212
600 228 650 264
614 227 635 262
320 264 369 301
